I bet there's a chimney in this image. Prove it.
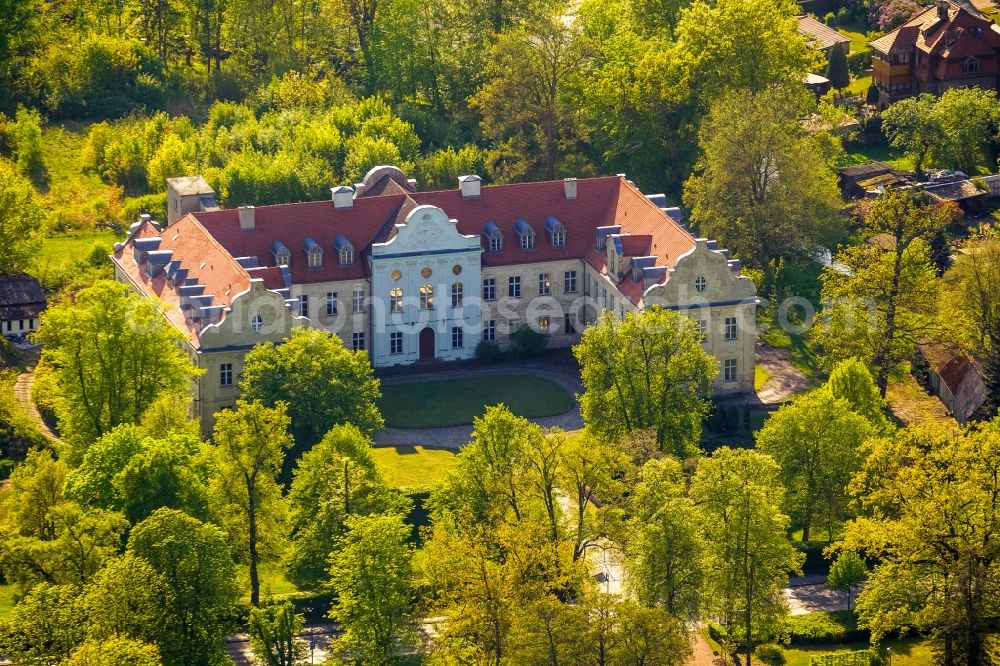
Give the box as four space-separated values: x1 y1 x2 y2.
937 0 948 19
332 185 354 210
238 205 255 231
458 175 481 199
564 178 578 201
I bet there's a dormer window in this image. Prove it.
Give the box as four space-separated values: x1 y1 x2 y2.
515 219 535 250
484 221 503 253
545 215 566 248
964 57 980 74
271 240 291 267
304 237 322 269
335 234 354 265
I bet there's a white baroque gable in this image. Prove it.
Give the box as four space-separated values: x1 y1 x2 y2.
371 205 481 256
644 239 756 307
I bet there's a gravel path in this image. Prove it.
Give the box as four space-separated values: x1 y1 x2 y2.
12 358 61 446
375 362 584 450
755 341 813 405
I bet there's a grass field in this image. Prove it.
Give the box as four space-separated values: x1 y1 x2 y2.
784 637 934 666
372 445 458 492
35 229 119 273
238 562 301 603
378 375 575 428
38 123 115 230
754 365 772 392
835 141 916 172
0 583 18 618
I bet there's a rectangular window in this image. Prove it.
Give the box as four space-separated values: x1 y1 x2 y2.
564 271 577 293
508 276 521 299
452 326 463 349
483 278 496 301
452 282 463 308
564 313 576 335
725 316 738 341
220 363 233 387
352 332 365 351
520 232 535 250
584 274 591 296
538 273 550 295
352 287 364 313
489 235 502 253
420 284 434 310
602 287 607 309
299 294 309 318
18 320 24 331
697 319 708 340
538 316 550 334
28 319 35 330
390 331 403 354
483 320 496 342
724 359 738 382
390 287 403 313
326 292 338 316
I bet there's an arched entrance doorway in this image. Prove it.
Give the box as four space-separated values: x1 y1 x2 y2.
419 327 435 360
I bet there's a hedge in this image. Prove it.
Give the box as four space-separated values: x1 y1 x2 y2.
788 611 869 646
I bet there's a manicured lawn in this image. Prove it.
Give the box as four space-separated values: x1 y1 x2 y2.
239 562 301 603
784 637 934 666
762 324 822 380
378 375 575 428
833 19 876 54
845 71 871 95
372 445 458 492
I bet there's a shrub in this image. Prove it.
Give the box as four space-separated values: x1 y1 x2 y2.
847 51 870 76
123 192 167 223
824 12 836 25
27 35 166 118
787 611 868 645
508 325 547 359
12 106 43 176
756 643 786 665
475 340 504 364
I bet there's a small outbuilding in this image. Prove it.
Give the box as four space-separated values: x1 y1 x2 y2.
0 274 46 340
918 343 987 424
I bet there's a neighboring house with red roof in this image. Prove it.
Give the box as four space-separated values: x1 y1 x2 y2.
112 166 757 430
869 0 1000 108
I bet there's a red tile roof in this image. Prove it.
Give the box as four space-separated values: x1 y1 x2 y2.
112 215 252 344
116 174 703 336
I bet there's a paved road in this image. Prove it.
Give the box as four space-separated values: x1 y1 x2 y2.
225 625 334 665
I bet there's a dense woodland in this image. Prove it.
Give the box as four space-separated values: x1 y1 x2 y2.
4 0 1000 664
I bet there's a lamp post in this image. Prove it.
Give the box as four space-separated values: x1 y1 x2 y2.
305 606 316 665
887 646 893 666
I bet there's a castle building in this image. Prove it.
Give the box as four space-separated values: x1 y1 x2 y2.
112 166 757 429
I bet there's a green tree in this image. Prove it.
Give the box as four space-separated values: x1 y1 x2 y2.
213 399 292 607
826 358 890 430
239 327 383 467
692 447 802 666
841 422 1000 665
626 457 706 618
826 551 867 611
561 431 630 562
825 45 850 90
813 190 952 395
755 387 873 542
35 280 200 458
942 234 1000 417
11 106 44 176
0 449 127 588
883 89 999 177
471 12 587 180
683 86 843 268
127 508 237 666
0 583 84 664
675 0 822 106
81 553 172 646
286 423 405 588
328 513 414 665
574 308 716 456
62 637 162 666
0 158 45 273
610 600 692 666
248 601 307 666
